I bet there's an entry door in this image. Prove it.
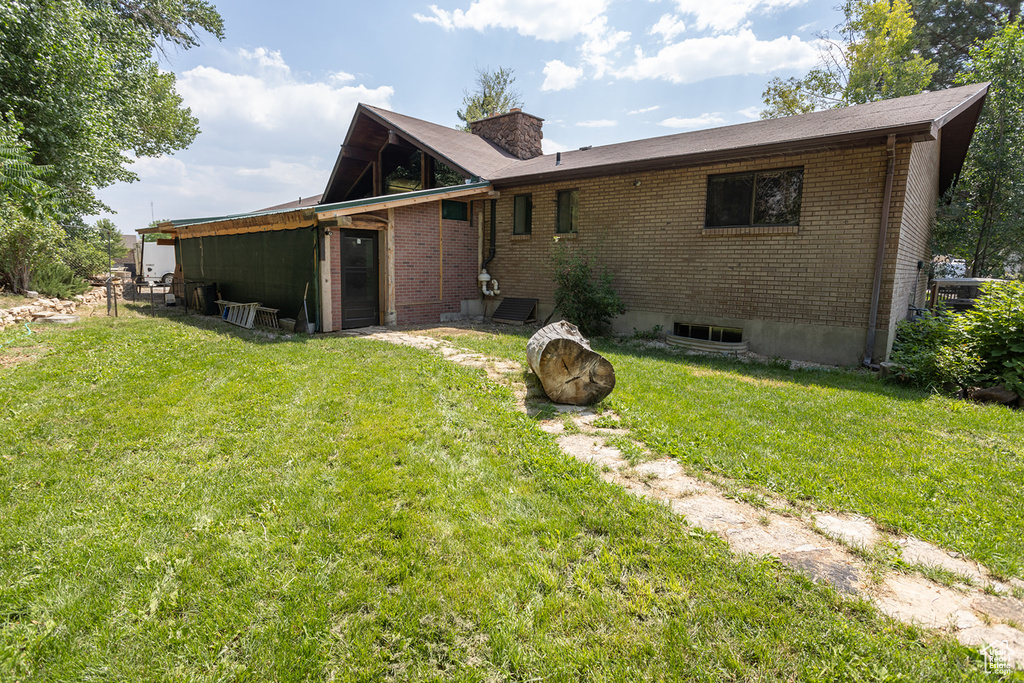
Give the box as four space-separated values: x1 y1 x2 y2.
340 229 379 328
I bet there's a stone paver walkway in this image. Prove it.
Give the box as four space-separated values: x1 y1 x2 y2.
345 326 1024 670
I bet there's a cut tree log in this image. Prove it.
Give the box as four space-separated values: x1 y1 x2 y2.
527 321 616 405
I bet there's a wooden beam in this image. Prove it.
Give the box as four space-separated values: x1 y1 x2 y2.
422 153 434 190
341 145 377 162
316 185 496 220
177 211 315 239
385 208 396 325
321 229 333 332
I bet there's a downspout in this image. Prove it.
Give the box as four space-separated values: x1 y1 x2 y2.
484 198 496 267
479 198 499 300
863 134 897 368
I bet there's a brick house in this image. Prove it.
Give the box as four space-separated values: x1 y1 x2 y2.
156 82 988 365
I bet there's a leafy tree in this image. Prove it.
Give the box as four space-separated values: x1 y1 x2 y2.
0 0 223 221
456 67 524 131
761 0 934 118
912 1 1021 89
0 117 55 218
97 0 225 51
933 19 1024 277
0 199 62 292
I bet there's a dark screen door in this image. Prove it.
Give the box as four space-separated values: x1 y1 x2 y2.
340 230 379 328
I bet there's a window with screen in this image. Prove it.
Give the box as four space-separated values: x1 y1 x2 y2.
705 168 803 228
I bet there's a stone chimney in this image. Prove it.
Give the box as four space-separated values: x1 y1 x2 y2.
469 108 544 160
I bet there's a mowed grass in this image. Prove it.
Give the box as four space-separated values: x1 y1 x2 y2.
437 327 1024 581
0 316 1005 681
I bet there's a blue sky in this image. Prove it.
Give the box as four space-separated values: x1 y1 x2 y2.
93 0 844 233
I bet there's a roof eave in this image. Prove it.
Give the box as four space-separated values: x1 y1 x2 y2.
315 181 494 219
934 81 991 129
492 122 937 188
163 207 317 239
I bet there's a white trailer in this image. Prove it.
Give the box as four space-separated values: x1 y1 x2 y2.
136 241 177 284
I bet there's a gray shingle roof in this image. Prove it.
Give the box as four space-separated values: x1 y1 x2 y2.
256 194 324 212
486 83 988 186
325 83 987 202
360 106 518 180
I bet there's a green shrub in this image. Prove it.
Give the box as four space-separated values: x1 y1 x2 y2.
57 238 109 279
959 280 1024 395
551 242 625 337
891 281 1024 395
0 199 61 292
29 260 89 299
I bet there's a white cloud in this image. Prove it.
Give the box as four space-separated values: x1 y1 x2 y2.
541 60 584 91
577 119 617 128
94 50 394 231
617 29 817 84
737 106 762 119
659 113 727 129
414 0 610 41
628 105 661 115
328 70 356 85
542 138 570 154
178 60 393 134
238 47 290 72
235 160 325 187
650 14 686 42
671 0 808 32
131 156 321 203
580 16 631 78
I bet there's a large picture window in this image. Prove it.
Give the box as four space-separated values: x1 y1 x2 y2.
705 168 803 228
513 194 532 235
556 189 578 234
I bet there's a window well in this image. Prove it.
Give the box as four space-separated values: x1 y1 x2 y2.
669 323 747 354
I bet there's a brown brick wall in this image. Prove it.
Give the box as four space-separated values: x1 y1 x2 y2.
486 143 906 334
325 204 479 330
393 203 478 325
887 138 938 339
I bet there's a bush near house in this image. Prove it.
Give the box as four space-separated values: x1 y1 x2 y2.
891 280 1024 397
550 241 625 337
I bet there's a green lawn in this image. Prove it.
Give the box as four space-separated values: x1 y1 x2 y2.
0 315 1009 680
433 327 1024 581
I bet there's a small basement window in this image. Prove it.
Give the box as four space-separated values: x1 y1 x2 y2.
674 323 742 343
705 168 803 228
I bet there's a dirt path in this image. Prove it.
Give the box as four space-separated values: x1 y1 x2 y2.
348 326 1024 671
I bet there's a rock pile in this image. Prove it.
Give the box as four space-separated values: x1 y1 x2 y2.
0 286 118 329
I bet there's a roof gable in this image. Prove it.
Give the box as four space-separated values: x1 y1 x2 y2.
321 105 516 203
